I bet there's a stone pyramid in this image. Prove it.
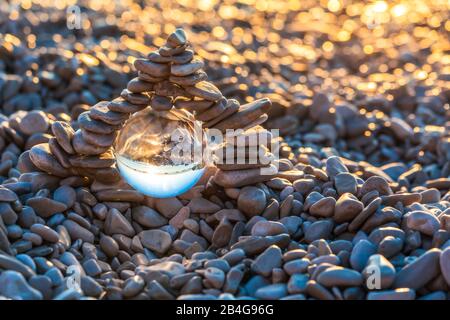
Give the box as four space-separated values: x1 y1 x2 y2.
26 28 276 190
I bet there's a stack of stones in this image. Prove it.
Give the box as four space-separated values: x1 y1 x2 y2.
25 28 276 189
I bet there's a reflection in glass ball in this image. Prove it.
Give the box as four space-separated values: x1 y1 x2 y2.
114 107 206 198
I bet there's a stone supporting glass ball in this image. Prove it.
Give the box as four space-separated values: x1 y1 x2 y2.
114 107 206 198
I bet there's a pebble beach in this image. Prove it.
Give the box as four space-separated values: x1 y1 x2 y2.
0 0 449 301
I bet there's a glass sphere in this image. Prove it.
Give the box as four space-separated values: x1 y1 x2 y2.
114 107 206 198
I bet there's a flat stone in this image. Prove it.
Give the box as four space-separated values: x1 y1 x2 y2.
287 274 309 294
51 121 75 154
380 193 422 207
29 143 70 177
361 176 392 196
170 49 194 64
69 152 115 169
203 267 225 289
0 271 43 300
367 288 415 300
195 98 226 122
150 95 173 111
170 70 207 86
30 224 59 243
362 254 396 289
132 206 168 228
108 97 147 113
104 208 135 237
389 117 414 140
325 156 349 178
63 220 94 243
237 186 267 218
334 173 357 195
167 28 187 47
72 130 110 155
0 254 36 278
212 98 271 132
96 189 144 202
204 99 240 128
174 97 214 112
171 59 204 77
283 259 310 275
78 111 119 134
348 197 381 232
48 138 71 168
254 283 287 300
393 248 441 289
169 207 191 229
406 210 441 236
350 239 377 271
184 81 223 101
120 89 151 106
26 197 67 218
126 77 154 93
215 165 277 188
134 59 170 77
80 129 116 148
0 187 18 202
440 247 450 286
147 50 173 63
89 102 129 126
123 275 145 298
139 229 172 254
99 235 119 257
212 218 233 247
317 266 363 287
155 197 183 218
251 221 288 237
309 197 335 218
19 110 49 135
304 220 334 243
334 193 364 223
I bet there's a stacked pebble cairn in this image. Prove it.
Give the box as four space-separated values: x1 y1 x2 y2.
26 29 275 189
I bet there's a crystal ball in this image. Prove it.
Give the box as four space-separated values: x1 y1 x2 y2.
114 107 206 198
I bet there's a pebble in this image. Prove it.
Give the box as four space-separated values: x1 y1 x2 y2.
334 193 363 223
440 247 450 286
26 197 67 218
0 254 36 278
287 274 309 294
393 248 441 289
350 239 377 271
139 230 172 254
325 156 349 178
316 266 363 287
251 221 288 237
362 254 396 289
63 220 94 243
123 275 145 298
406 210 441 236
334 173 357 195
237 186 267 218
18 111 49 136
104 208 135 237
309 197 335 218
203 267 225 289
30 224 59 243
254 283 287 300
367 288 415 300
0 271 43 300
132 206 167 228
251 245 282 277
304 220 333 243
